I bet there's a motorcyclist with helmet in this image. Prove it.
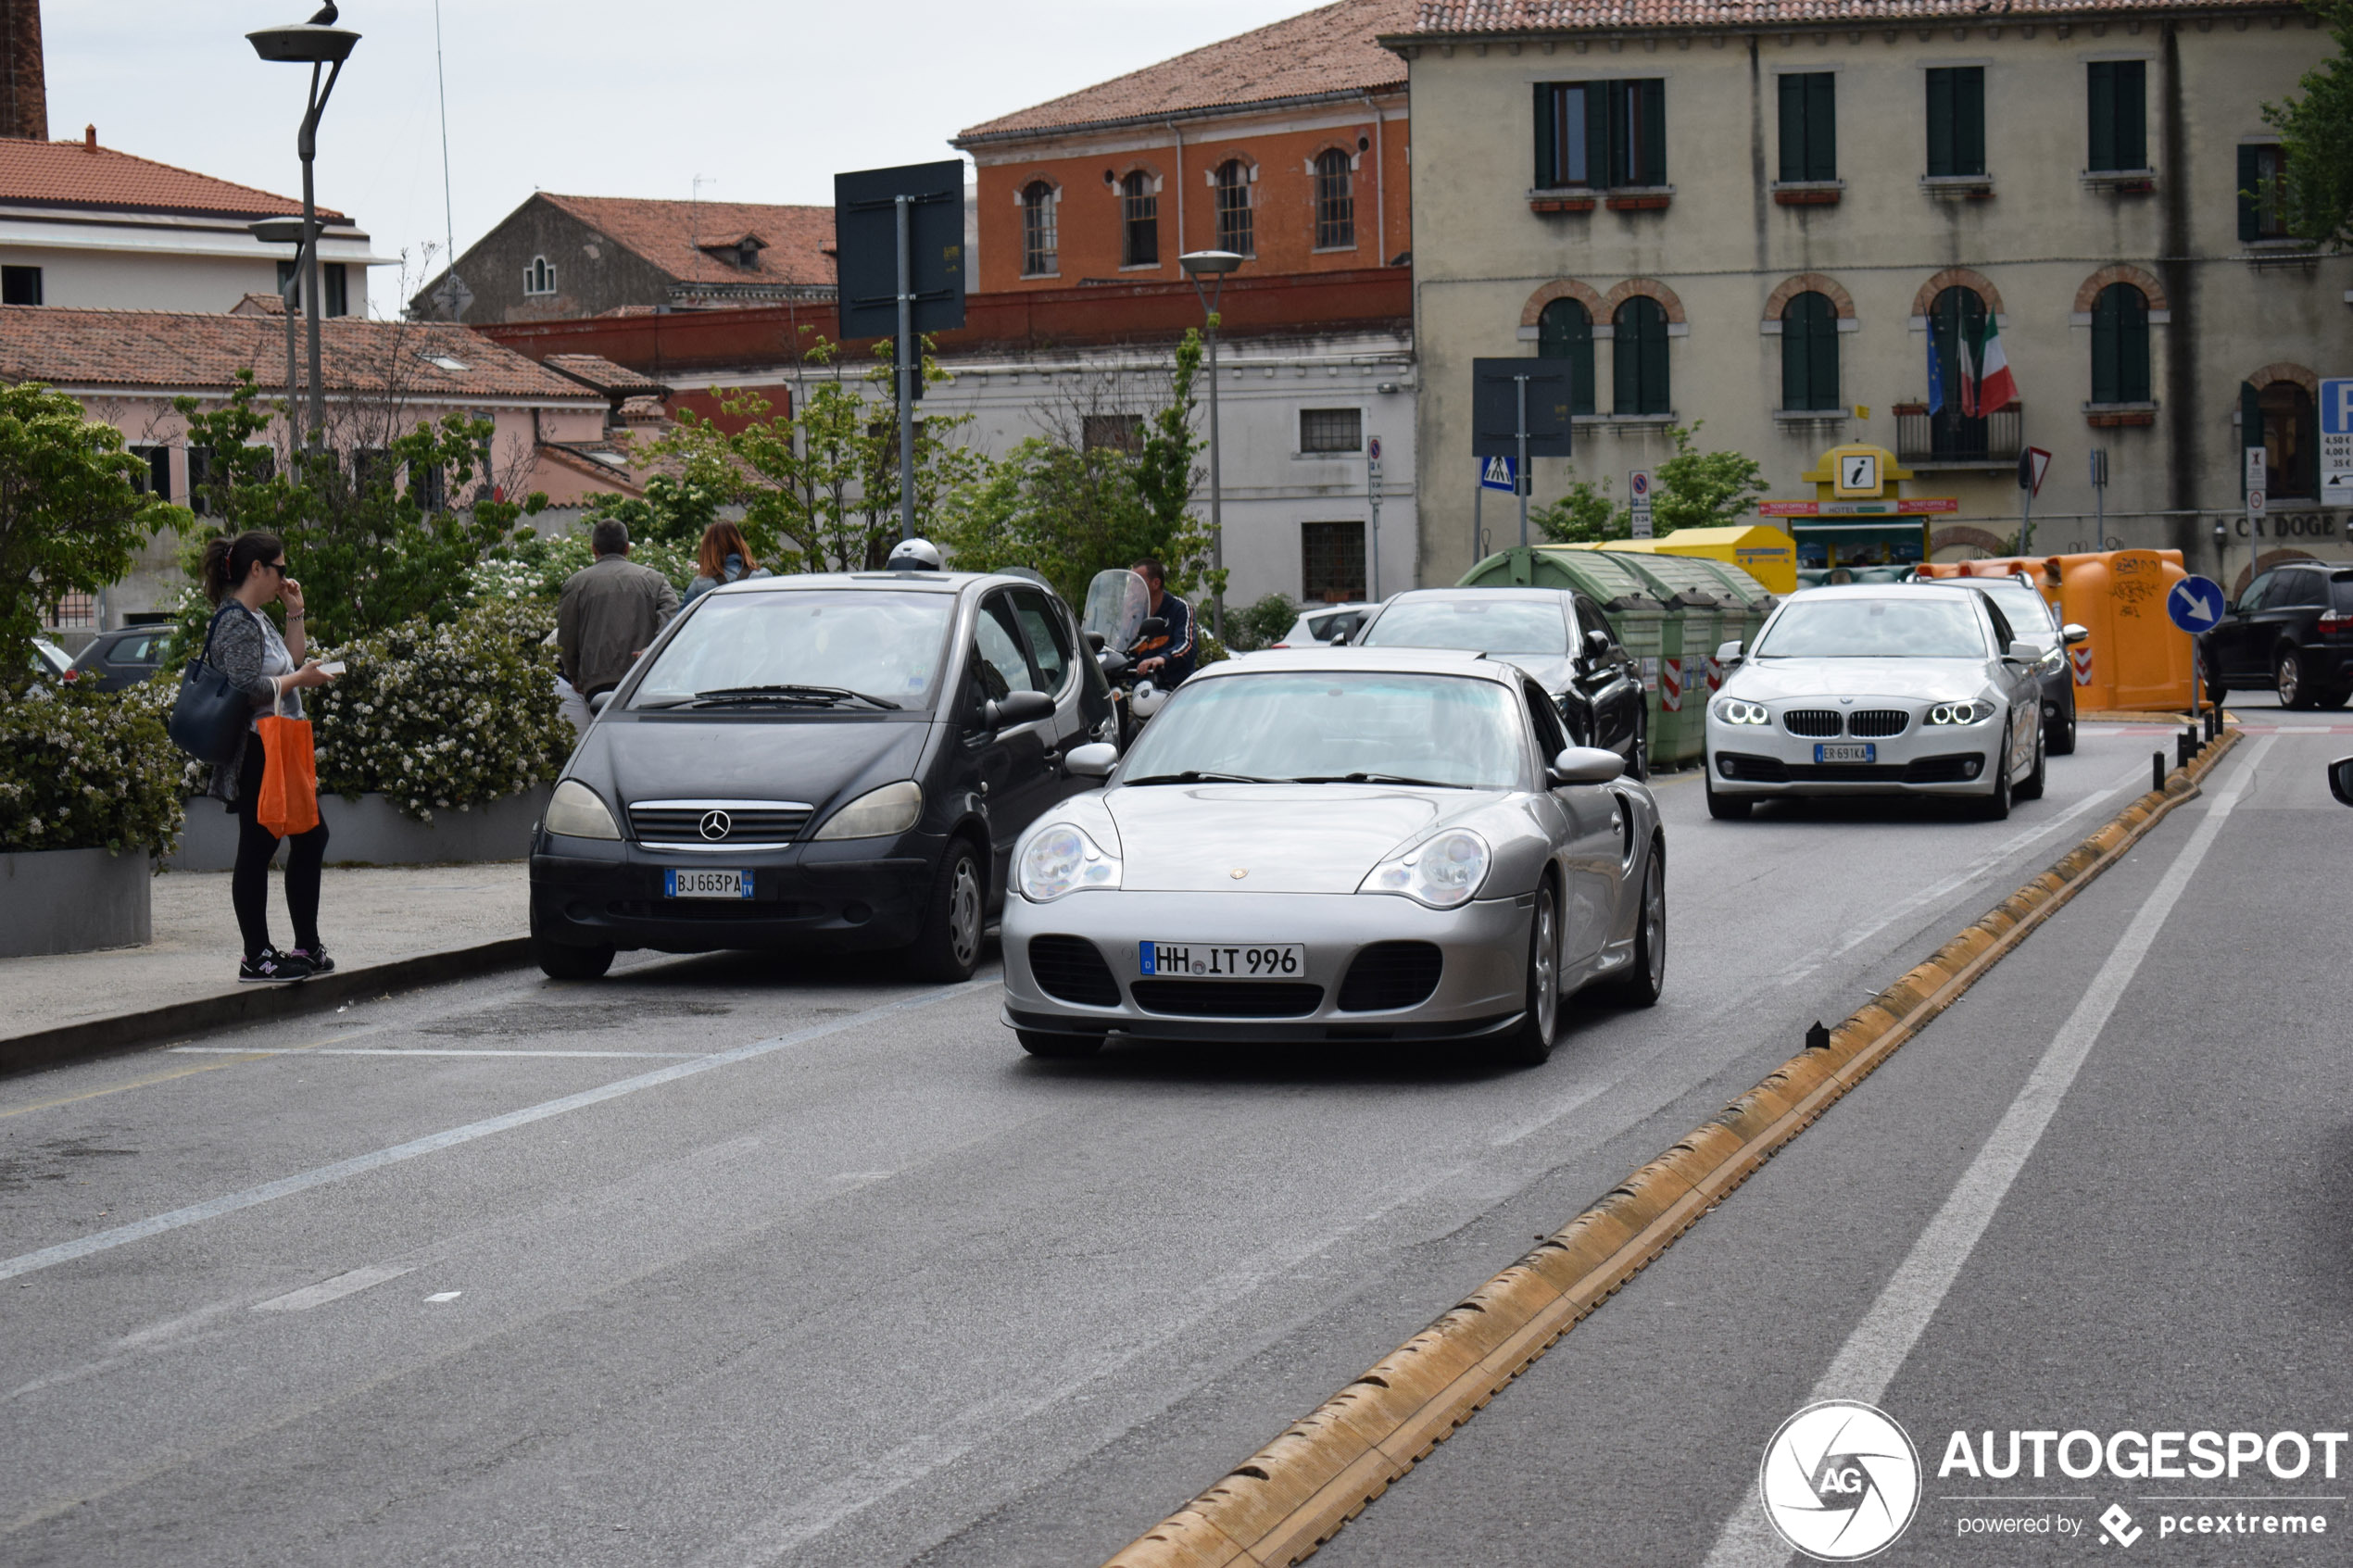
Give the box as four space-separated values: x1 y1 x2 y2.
1127 558 1196 687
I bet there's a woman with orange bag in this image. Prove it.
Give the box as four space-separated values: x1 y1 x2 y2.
198 532 336 984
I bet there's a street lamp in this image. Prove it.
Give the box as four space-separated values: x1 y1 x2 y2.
1179 249 1242 644
249 216 308 452
247 8 359 453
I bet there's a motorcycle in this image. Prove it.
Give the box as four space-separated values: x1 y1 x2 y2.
1080 568 1169 747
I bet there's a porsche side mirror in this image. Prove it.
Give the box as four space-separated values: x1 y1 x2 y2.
2062 623 2090 645
586 691 612 716
1137 616 1167 640
1065 742 1118 779
1551 746 1625 785
1716 638 1744 666
2330 756 2353 808
985 690 1055 730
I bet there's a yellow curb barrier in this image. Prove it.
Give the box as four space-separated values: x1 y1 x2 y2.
1105 727 2245 1568
2082 709 2234 725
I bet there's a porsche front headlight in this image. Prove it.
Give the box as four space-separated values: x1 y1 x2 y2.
1359 828 1491 909
812 781 924 840
1714 697 1770 725
546 779 622 840
1018 822 1121 902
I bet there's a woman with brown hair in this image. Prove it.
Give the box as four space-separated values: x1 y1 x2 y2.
197 531 336 984
685 521 771 603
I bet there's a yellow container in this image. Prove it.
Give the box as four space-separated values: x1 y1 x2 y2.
1591 526 1798 596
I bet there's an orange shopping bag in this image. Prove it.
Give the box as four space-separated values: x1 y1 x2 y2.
254 702 320 838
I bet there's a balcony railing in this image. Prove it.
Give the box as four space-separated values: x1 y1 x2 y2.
1894 403 2022 467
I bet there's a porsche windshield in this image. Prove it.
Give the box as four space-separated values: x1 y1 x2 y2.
1121 671 1525 789
628 590 955 709
1755 596 1987 659
1360 597 1569 655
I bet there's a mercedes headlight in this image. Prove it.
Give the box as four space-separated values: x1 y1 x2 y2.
1359 828 1491 909
1018 822 1121 902
546 779 622 840
1926 700 1993 726
813 780 924 840
1714 697 1770 725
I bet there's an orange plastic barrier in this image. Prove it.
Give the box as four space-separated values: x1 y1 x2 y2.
1919 550 2192 711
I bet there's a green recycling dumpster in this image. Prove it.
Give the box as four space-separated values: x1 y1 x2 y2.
1582 552 1737 769
1664 556 1781 698
1458 546 1670 769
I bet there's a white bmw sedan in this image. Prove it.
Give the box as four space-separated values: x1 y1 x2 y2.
1704 583 2047 821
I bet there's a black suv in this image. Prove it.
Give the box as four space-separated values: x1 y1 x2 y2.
2201 562 2353 709
530 571 1114 982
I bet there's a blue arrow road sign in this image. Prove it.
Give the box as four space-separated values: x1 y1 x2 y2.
1480 456 1517 493
2167 574 2226 635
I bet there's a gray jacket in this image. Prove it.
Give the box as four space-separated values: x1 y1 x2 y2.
200 602 297 805
558 554 681 696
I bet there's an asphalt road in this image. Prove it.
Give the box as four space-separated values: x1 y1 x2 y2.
1 719 2337 1567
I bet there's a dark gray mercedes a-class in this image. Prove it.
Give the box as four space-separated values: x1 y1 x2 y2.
529 570 1114 982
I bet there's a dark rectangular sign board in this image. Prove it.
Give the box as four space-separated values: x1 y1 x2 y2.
835 159 967 342
1471 358 1577 458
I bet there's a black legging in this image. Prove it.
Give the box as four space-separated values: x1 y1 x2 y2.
233 741 329 960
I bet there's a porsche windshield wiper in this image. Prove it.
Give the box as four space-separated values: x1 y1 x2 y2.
687 684 901 710
1123 770 1277 785
1290 771 1470 788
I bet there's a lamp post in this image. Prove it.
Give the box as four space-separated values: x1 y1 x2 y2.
248 216 308 452
247 10 359 454
1179 249 1242 644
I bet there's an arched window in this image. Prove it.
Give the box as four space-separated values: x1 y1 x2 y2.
1538 298 1596 415
2089 283 2150 405
1020 182 1058 278
1314 149 1354 250
1214 160 1253 255
1780 291 1841 411
1928 285 1989 457
1613 296 1669 416
2243 380 2318 498
522 255 556 296
1119 170 1158 268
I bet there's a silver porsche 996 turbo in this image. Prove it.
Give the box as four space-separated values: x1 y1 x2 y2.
1000 649 1667 1066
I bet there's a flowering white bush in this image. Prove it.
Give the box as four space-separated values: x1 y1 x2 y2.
306 600 575 822
465 531 695 606
0 677 185 855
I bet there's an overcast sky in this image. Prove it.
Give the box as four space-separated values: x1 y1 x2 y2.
49 1 1327 314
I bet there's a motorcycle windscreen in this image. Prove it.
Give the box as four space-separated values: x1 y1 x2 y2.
1083 569 1151 651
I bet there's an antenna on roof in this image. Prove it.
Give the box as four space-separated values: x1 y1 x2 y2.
427 0 470 322
691 173 714 253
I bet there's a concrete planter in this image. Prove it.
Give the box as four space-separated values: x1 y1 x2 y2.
0 848 152 958
167 784 551 872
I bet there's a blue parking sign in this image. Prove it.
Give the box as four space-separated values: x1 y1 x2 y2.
2321 377 2352 505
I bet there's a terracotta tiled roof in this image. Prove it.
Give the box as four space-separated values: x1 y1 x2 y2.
230 292 287 317
542 353 670 399
956 0 1414 143
1408 0 2276 31
536 194 836 288
0 136 347 220
0 306 601 402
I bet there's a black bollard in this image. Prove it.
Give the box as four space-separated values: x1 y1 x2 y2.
2153 751 2167 793
1806 1021 1831 1052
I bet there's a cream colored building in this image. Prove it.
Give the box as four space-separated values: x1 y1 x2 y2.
1390 0 2350 595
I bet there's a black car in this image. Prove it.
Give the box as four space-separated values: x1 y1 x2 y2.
530 571 1115 982
67 624 173 692
2200 561 2353 709
1348 586 1650 777
1941 575 2086 754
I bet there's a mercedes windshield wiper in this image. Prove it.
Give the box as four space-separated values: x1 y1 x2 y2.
1290 771 1470 788
1122 770 1278 785
687 684 902 710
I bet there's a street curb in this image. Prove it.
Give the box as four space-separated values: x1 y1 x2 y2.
2082 709 2230 724
1103 727 2246 1568
0 938 535 1079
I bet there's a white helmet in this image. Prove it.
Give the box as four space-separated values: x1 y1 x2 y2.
887 537 943 571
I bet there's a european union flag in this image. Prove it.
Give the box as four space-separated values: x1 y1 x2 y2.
1926 330 1946 418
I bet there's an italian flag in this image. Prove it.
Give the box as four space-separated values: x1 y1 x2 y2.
1958 315 2018 417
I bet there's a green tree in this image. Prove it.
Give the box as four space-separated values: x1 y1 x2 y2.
1537 423 1768 543
0 382 189 689
2262 0 2353 248
1532 474 1624 545
579 473 724 555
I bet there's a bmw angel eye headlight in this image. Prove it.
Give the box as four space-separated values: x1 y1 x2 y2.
1359 828 1491 909
1926 700 1992 726
813 780 923 840
1714 697 1770 725
1018 822 1122 902
546 778 622 840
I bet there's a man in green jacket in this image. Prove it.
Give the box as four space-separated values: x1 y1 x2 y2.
556 519 681 698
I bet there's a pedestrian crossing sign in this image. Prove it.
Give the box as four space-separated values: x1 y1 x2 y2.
1480 456 1519 493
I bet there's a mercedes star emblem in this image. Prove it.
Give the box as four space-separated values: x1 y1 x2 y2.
698 809 733 841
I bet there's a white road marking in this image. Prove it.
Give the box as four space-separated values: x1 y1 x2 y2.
168 1047 708 1060
0 975 994 1286
251 1264 415 1312
1698 736 2274 1568
423 1292 461 1304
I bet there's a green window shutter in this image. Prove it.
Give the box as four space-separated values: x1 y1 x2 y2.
2095 284 2151 404
2236 144 2260 241
2117 61 2146 169
1613 303 1640 414
2088 61 2116 172
1780 306 1809 410
1605 80 1629 187
1616 298 1669 416
1541 301 1596 415
1807 72 1837 181
1641 79 1667 184
1536 82 1557 187
2091 285 2120 404
1957 68 1985 176
1643 304 1670 415
1584 82 1610 187
1780 74 1804 182
1927 69 1953 177
1809 301 1840 409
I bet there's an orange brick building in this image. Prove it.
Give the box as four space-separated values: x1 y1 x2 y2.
953 0 1412 292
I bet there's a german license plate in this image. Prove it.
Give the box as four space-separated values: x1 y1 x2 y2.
1140 942 1304 979
665 868 750 899
1816 742 1875 764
